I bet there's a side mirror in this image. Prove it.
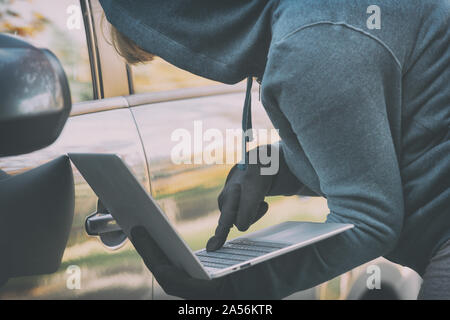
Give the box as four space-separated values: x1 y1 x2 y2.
0 33 72 156
0 35 74 286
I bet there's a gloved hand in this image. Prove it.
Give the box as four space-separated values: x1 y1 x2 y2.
130 226 236 299
206 145 278 252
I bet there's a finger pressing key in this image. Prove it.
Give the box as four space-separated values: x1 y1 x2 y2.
206 183 241 251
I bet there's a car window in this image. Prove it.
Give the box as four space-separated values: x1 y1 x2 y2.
131 57 220 93
0 0 93 103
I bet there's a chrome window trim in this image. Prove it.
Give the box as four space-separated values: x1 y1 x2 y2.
89 0 130 98
71 96 129 117
80 0 102 100
80 0 131 100
70 83 256 115
125 83 249 107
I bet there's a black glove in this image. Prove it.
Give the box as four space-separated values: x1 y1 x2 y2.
206 145 281 252
130 226 236 299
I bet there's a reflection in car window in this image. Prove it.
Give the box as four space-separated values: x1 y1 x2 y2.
0 0 93 103
132 57 220 93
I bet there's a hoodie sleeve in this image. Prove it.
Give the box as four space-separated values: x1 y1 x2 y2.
228 24 405 299
267 142 320 197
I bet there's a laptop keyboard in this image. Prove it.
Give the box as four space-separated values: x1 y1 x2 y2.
195 238 288 271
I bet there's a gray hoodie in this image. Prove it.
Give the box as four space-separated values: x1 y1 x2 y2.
100 0 449 298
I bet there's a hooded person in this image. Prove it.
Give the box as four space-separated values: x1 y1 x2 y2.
100 0 449 300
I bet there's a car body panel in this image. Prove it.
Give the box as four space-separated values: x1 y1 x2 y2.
0 107 152 299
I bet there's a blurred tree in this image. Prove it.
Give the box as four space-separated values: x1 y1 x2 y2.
0 0 48 37
0 0 94 102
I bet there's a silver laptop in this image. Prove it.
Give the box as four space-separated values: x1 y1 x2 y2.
69 153 353 280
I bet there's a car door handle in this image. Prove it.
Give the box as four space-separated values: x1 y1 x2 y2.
85 199 128 249
85 212 122 236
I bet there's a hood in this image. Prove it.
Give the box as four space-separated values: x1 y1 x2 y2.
100 0 277 170
99 0 276 84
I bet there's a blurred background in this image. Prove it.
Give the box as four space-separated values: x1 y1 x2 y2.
0 0 421 300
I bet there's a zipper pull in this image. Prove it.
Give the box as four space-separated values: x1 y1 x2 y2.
256 76 262 102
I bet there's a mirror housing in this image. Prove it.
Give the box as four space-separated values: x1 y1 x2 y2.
0 33 72 156
0 35 74 287
0 156 75 283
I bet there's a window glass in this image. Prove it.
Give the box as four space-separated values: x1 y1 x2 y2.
132 57 220 93
0 0 93 103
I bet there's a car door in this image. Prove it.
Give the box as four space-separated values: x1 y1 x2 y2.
127 58 330 300
0 0 152 299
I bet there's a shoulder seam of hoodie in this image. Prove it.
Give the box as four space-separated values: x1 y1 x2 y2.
275 21 403 71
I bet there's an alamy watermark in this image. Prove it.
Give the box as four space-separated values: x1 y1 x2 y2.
66 265 81 290
366 264 381 290
367 5 381 30
170 121 280 175
66 5 82 31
